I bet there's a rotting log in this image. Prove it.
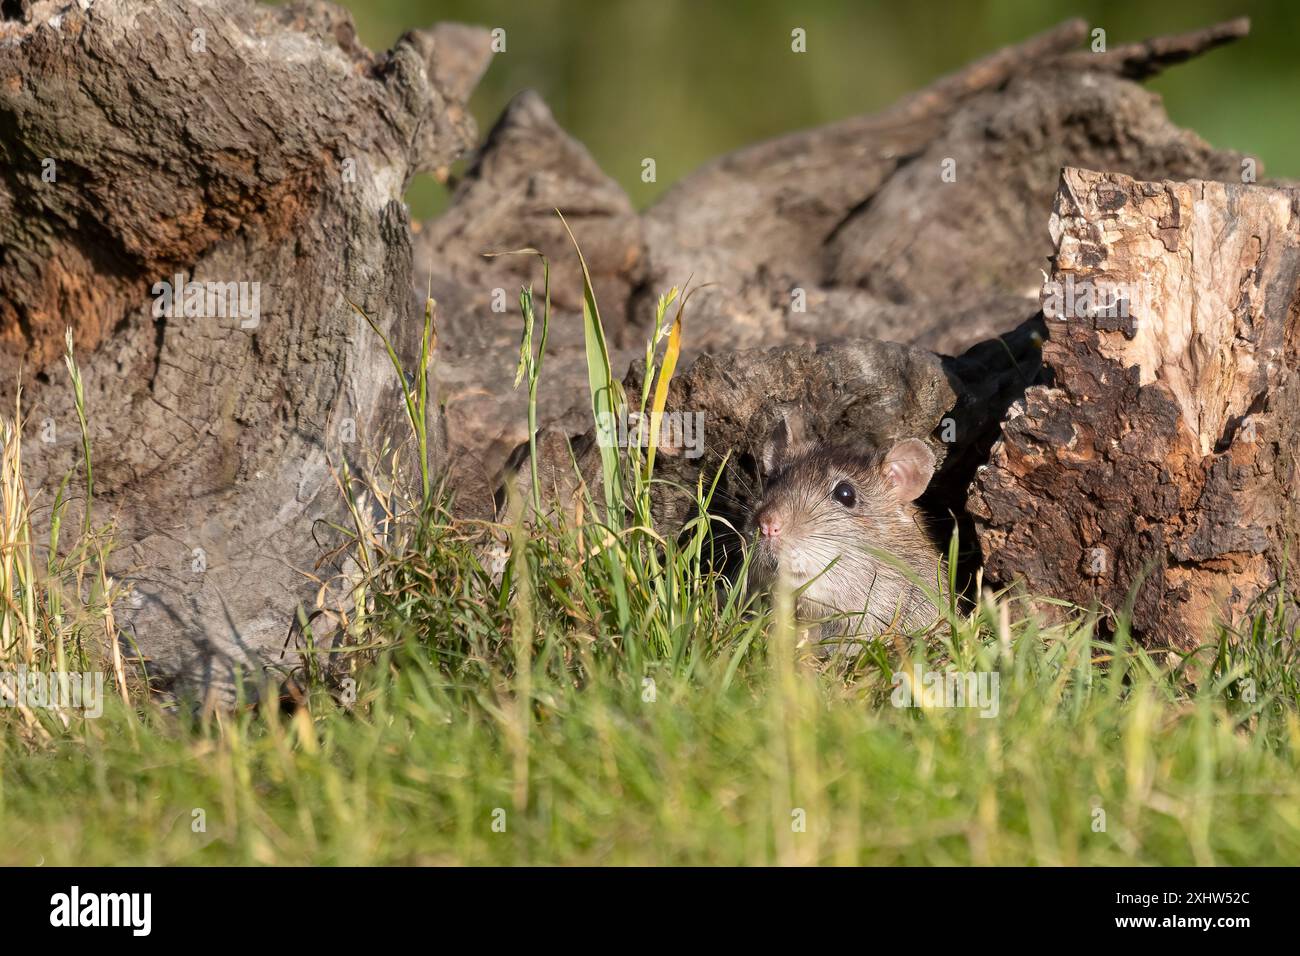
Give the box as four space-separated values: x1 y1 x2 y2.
968 167 1300 648
420 18 1261 505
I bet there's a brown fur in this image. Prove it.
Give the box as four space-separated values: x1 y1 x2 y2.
749 441 943 651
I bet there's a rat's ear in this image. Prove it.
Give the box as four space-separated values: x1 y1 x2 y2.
880 438 935 502
760 408 807 476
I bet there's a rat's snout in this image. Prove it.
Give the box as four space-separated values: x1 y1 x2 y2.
758 511 782 539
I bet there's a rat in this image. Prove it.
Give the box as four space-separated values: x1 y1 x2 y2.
747 413 944 653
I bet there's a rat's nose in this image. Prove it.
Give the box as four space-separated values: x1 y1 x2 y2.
759 514 781 538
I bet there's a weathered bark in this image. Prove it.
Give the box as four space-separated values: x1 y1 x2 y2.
0 0 490 699
968 168 1300 647
422 18 1258 501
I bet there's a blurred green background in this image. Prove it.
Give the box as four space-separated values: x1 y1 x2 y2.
326 0 1298 220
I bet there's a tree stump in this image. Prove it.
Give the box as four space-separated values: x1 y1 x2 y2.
969 167 1300 647
0 0 491 699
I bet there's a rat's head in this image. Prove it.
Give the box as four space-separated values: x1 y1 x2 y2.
748 414 938 614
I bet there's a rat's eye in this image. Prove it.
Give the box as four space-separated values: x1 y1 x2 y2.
832 481 856 508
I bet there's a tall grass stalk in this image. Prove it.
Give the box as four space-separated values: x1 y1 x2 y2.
347 295 435 505
485 246 552 517
0 331 133 734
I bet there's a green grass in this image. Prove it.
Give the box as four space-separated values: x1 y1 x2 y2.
2 600 1298 865
2 241 1299 866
